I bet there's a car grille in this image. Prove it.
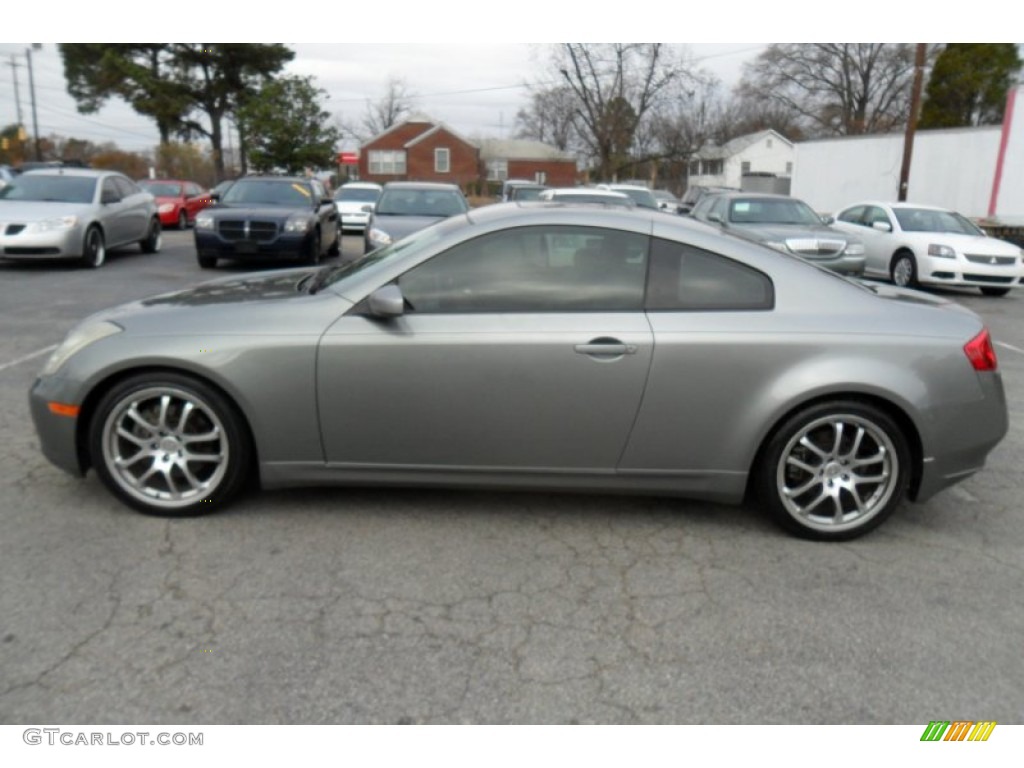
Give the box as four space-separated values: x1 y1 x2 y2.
3 224 26 235
965 254 1016 266
217 220 278 242
785 238 846 257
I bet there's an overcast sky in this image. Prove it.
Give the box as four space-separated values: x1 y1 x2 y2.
0 5 1003 156
0 43 763 154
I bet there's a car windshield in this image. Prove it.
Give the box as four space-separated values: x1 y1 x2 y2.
0 174 97 204
221 179 313 207
511 187 547 201
893 208 984 236
728 198 822 225
615 188 659 209
319 214 469 292
140 182 183 196
375 189 468 217
335 186 381 203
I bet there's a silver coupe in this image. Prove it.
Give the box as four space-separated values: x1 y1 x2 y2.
29 204 1008 540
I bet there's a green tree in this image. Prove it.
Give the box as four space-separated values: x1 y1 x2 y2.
237 75 341 174
919 44 1022 128
59 44 190 146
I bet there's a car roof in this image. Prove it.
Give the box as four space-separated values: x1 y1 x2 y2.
543 187 630 198
849 201 951 212
340 181 382 189
22 168 118 178
139 178 193 184
381 181 461 191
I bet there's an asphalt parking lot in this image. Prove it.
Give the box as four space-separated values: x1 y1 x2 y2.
1 229 1022 724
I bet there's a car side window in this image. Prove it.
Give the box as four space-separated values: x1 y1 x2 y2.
838 206 866 225
398 226 649 313
113 176 137 199
864 206 892 227
100 178 121 203
646 238 774 312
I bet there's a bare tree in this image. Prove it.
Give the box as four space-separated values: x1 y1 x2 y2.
738 44 919 137
514 85 576 151
552 43 693 179
344 77 417 142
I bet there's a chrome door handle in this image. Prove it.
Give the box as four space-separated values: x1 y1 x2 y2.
574 340 637 357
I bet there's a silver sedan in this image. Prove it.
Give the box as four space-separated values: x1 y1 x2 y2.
0 168 161 267
29 205 1008 540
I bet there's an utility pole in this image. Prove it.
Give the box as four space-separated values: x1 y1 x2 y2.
26 44 42 161
8 55 24 128
898 43 927 202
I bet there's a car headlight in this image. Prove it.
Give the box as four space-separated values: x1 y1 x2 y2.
368 227 392 247
26 216 78 233
40 321 123 377
843 242 866 256
928 244 956 258
284 215 313 233
194 213 214 230
158 203 175 214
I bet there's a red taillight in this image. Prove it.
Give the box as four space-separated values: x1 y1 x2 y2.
964 328 998 372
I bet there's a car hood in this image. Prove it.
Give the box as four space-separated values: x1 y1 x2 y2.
370 214 446 239
149 195 183 204
84 269 351 336
732 223 852 243
0 201 95 220
908 231 1021 254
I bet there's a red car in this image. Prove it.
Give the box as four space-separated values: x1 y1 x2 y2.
138 179 211 229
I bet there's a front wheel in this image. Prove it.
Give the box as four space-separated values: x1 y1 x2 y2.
89 373 252 516
178 210 188 230
81 226 106 268
980 287 1010 297
756 401 910 541
140 218 162 253
198 254 217 269
890 251 917 288
305 229 321 266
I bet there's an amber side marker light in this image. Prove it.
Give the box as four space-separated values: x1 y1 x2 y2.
47 402 81 417
964 328 998 372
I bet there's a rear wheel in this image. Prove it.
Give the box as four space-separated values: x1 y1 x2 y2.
140 218 162 253
198 254 217 269
980 287 1010 297
177 210 188 230
328 227 341 257
890 250 917 288
89 373 252 516
305 229 321 265
81 226 106 268
756 401 910 541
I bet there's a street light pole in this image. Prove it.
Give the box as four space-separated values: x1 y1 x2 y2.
26 44 42 161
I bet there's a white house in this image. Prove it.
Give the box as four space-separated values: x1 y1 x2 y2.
687 129 795 190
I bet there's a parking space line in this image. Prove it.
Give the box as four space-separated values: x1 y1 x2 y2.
0 344 57 373
995 341 1024 355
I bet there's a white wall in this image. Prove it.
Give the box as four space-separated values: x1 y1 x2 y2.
792 85 1024 220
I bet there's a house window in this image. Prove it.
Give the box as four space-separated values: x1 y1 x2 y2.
487 160 508 181
368 150 406 175
785 162 793 175
435 147 450 173
741 161 751 174
534 171 546 184
704 159 723 176
766 138 773 149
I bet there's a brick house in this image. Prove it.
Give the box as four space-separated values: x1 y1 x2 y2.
358 115 480 187
479 139 577 187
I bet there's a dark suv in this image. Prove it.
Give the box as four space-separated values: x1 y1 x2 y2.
679 184 739 214
193 176 340 269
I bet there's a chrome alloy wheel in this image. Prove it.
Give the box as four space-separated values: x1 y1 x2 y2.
100 386 229 510
776 413 899 533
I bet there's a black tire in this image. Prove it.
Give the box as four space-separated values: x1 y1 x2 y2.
890 250 917 288
305 228 321 266
88 372 252 516
140 217 162 254
198 255 217 269
756 400 911 541
980 287 1010 297
327 227 341 257
177 210 188 230
81 226 106 268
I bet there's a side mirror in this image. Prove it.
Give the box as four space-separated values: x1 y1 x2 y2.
707 212 723 224
872 221 893 233
368 284 405 318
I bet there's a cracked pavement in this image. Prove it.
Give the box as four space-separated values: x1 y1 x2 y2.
1 232 1022 724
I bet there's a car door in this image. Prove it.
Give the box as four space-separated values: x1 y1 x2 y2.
856 205 898 276
114 176 150 242
98 177 133 246
184 183 205 221
317 224 654 473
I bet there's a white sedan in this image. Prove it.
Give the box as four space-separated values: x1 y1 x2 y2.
831 201 1023 296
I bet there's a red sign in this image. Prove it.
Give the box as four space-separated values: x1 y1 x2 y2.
339 152 358 165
